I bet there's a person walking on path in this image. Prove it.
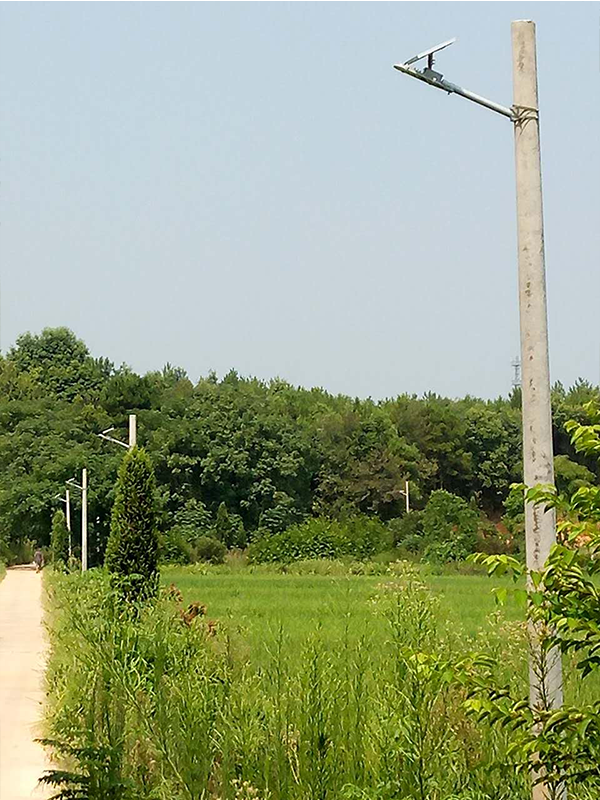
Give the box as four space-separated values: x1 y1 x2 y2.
33 549 44 573
0 565 52 799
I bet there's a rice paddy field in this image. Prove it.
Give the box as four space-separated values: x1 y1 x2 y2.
161 561 595 708
161 563 522 657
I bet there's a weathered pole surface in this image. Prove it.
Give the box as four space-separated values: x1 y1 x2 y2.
81 468 88 572
129 414 137 449
66 488 72 558
512 19 564 800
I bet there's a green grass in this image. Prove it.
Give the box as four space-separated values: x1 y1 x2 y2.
0 561 6 583
161 563 597 709
45 562 600 799
161 564 523 662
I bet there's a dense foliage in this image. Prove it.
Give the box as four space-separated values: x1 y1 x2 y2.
105 447 160 599
0 327 598 563
247 516 392 564
466 402 600 795
50 509 69 567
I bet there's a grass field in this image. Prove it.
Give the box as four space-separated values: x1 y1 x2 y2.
161 561 596 706
161 563 523 661
43 561 599 799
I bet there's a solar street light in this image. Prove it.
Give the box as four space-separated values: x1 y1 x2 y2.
393 24 563 800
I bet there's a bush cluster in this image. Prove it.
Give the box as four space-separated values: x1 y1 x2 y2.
247 516 392 564
391 490 499 563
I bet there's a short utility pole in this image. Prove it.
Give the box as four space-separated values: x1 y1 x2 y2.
67 469 88 572
399 479 410 513
394 20 562 799
98 414 137 450
54 490 72 557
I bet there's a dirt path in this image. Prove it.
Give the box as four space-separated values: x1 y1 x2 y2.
0 566 52 799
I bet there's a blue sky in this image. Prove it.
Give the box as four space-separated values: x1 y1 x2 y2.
1 2 598 399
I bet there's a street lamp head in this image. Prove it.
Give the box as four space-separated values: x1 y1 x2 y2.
399 37 456 68
101 427 115 435
393 36 513 119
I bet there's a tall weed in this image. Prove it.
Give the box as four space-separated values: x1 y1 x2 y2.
43 565 530 800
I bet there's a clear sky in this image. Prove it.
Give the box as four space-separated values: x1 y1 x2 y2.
1 2 598 400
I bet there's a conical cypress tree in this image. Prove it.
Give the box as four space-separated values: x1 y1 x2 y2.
215 502 232 547
51 509 69 567
105 446 159 600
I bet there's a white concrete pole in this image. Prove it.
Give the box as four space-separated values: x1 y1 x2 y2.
512 19 563 797
405 479 410 513
66 488 72 558
129 414 137 449
81 468 88 572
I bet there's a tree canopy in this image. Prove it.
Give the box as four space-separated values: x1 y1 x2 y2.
0 327 598 560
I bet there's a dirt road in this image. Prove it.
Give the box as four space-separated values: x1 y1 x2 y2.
0 566 52 799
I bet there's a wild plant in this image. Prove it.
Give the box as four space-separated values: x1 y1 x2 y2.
43 563 535 800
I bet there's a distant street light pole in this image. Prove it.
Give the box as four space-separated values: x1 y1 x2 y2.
98 414 137 450
394 20 562 798
399 479 410 513
67 469 88 572
54 490 72 557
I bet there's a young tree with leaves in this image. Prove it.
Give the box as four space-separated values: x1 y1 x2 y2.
466 401 600 796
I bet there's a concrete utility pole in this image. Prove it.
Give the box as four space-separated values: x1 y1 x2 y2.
67 469 88 572
512 22 563 798
66 488 71 558
394 20 562 799
98 414 137 450
128 414 137 449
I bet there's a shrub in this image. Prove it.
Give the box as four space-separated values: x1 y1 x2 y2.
51 510 70 567
213 502 246 548
421 490 479 563
0 537 35 566
193 536 227 565
104 446 160 600
388 510 424 551
247 516 391 564
159 528 193 565
466 402 600 795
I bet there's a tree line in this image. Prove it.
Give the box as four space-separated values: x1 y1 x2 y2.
0 327 598 563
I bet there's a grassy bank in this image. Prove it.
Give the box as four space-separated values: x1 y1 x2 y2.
41 562 599 800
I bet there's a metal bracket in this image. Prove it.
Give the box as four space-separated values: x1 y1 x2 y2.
394 38 514 120
98 427 129 449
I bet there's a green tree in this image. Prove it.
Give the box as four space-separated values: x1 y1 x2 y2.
421 489 480 562
105 447 160 600
213 501 246 548
173 498 213 540
553 454 594 497
51 509 69 566
314 403 429 520
467 402 600 793
464 404 522 510
7 327 112 401
386 394 472 497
